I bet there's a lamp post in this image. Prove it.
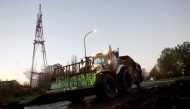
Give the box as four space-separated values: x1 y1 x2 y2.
14 74 19 81
84 30 96 58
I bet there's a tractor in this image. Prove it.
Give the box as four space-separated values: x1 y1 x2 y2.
48 47 142 103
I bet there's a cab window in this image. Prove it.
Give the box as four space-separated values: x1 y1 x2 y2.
111 54 118 69
93 57 105 64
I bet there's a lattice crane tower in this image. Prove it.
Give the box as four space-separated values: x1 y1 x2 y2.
30 4 47 87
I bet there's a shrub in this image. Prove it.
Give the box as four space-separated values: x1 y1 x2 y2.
0 80 46 103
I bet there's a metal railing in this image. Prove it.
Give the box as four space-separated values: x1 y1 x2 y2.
52 60 92 78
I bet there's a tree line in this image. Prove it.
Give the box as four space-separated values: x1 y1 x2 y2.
149 42 190 79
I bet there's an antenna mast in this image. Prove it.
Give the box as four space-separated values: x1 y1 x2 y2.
30 4 47 87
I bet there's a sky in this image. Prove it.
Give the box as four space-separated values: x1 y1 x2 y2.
0 0 190 83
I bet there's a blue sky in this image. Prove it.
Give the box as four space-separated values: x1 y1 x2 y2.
0 0 189 82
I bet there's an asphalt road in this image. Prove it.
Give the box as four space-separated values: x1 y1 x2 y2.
25 80 175 109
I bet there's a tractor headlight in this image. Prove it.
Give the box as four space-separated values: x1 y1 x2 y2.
91 66 100 71
103 51 108 55
91 66 95 70
108 60 111 64
92 53 96 57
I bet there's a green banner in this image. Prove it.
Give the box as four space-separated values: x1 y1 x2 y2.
50 72 96 90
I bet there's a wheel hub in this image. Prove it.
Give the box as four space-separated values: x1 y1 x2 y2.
106 84 111 93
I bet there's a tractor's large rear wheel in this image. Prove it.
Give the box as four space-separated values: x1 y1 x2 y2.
118 68 132 94
136 82 140 88
65 90 85 103
94 73 116 100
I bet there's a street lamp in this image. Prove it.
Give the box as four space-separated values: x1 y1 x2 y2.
14 74 19 81
84 30 96 58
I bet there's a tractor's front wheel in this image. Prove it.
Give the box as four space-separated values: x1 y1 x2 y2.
118 68 132 94
94 73 116 100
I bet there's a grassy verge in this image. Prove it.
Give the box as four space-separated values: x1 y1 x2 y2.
0 81 48 109
0 94 43 108
147 76 190 82
7 94 39 103
0 74 52 108
0 90 45 109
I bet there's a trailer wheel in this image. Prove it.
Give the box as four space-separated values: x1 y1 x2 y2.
95 73 116 100
66 90 85 103
118 68 132 94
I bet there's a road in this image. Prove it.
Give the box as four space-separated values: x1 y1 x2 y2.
25 80 175 109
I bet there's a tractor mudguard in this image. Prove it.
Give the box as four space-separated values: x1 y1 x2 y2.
134 62 143 83
115 65 124 74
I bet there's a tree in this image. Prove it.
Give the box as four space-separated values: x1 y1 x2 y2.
37 73 52 89
157 42 190 78
157 48 177 77
70 54 78 73
141 68 148 81
149 64 162 79
71 54 78 64
174 42 190 75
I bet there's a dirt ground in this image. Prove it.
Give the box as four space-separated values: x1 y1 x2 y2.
107 79 190 109
2 80 190 109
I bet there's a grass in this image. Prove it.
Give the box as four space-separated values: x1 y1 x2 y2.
0 88 46 109
7 94 40 103
149 76 190 81
0 74 51 108
0 81 47 106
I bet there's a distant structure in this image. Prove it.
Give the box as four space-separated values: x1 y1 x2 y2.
42 63 62 76
42 63 62 74
30 4 47 87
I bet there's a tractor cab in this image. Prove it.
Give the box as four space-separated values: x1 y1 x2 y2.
92 50 119 73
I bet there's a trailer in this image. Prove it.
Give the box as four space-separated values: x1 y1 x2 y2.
46 47 142 103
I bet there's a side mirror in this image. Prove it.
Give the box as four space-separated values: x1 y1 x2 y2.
115 52 119 58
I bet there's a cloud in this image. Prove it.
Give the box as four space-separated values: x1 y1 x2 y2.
23 68 31 80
